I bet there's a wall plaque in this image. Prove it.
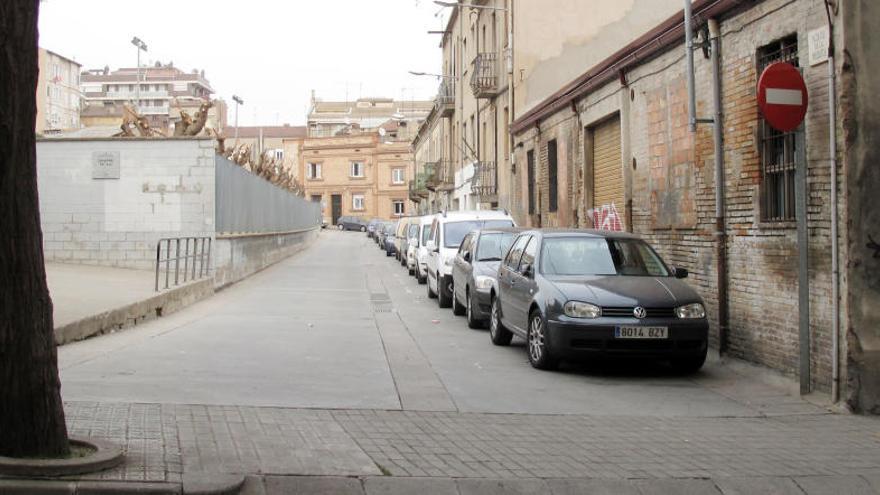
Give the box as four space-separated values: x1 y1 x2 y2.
92 151 120 179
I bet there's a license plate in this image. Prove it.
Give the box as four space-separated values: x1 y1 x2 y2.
615 326 668 339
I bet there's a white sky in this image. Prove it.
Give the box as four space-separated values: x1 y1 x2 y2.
37 0 449 126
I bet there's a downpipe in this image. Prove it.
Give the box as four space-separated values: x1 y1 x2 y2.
825 0 840 403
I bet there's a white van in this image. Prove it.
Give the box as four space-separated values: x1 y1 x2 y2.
425 210 516 308
413 215 436 284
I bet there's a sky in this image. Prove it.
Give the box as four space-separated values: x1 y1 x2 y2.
37 0 450 126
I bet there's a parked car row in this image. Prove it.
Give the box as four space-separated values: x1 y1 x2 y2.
368 210 709 373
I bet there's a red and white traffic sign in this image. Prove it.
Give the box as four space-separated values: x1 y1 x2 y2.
757 62 809 132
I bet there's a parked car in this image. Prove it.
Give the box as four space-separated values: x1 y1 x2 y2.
367 218 383 239
337 216 368 232
383 222 399 256
405 219 422 275
451 227 523 328
489 229 708 372
425 210 516 308
414 215 435 284
394 216 416 264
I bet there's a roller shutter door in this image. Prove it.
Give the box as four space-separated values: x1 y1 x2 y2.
592 116 624 229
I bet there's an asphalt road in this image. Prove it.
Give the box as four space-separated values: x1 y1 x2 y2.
59 230 800 417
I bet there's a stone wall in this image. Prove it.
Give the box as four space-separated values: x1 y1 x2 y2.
213 229 319 289
37 138 216 270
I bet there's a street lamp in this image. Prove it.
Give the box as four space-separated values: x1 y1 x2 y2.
232 95 244 146
408 71 459 80
130 37 148 111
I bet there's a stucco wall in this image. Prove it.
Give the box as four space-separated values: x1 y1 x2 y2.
37 138 216 270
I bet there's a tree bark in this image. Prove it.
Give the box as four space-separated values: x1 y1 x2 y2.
0 0 70 458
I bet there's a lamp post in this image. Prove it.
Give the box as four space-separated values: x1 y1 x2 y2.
407 71 459 79
232 95 244 147
130 37 148 112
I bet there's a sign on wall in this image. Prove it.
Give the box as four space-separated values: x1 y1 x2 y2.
808 26 830 66
92 151 120 179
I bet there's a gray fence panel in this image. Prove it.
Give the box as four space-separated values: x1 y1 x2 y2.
215 156 321 234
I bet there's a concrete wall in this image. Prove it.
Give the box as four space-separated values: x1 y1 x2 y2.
509 0 844 392
37 138 216 270
842 0 880 413
213 229 319 289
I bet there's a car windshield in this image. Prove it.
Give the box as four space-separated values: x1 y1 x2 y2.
541 237 670 277
421 225 431 245
443 220 514 248
476 232 517 261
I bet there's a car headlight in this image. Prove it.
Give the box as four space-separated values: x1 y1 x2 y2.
474 275 493 291
675 303 706 319
563 301 601 319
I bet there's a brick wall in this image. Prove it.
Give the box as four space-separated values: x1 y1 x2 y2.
508 0 841 390
37 138 216 270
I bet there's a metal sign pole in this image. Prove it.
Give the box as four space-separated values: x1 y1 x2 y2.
795 127 810 394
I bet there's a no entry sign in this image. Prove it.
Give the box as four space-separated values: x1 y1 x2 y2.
757 62 808 132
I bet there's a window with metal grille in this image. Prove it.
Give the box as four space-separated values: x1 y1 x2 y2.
758 35 799 222
548 139 558 213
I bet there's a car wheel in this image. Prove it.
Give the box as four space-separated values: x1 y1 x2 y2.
466 290 484 329
527 310 558 370
416 268 427 285
437 275 452 308
452 288 466 316
670 352 707 374
489 296 513 346
426 274 438 299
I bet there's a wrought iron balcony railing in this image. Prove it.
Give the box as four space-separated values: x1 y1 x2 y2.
425 160 454 192
472 161 497 200
470 52 499 98
435 80 455 117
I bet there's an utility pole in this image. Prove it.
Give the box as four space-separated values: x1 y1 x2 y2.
130 37 147 112
232 95 244 148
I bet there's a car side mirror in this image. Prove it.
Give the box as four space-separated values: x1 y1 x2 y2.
463 251 471 263
426 240 437 252
673 267 689 279
520 263 533 278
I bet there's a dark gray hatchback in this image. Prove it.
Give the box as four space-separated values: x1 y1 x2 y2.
491 229 709 372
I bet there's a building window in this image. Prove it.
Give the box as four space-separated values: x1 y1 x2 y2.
392 168 405 184
310 194 322 204
350 161 364 178
393 200 405 216
547 139 558 213
273 149 284 161
307 162 321 179
353 194 365 211
758 35 799 222
527 149 536 215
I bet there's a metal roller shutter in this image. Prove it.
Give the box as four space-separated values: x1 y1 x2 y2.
592 116 624 229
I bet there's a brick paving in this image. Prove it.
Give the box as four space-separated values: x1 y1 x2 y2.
60 400 880 485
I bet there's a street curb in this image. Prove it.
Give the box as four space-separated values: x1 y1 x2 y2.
0 438 123 478
182 473 245 495
0 475 245 495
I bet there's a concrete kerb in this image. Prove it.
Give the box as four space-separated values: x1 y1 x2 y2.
0 474 244 495
0 437 122 478
54 278 214 346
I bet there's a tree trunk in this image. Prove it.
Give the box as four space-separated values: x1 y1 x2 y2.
0 0 70 458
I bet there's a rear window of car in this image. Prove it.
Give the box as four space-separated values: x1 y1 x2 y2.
541 237 670 277
476 232 517 261
443 220 514 248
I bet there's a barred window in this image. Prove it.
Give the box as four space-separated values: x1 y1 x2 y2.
758 35 799 222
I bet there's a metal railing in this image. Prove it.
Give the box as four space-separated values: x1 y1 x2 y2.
155 237 212 291
470 52 499 98
435 80 455 116
472 161 497 199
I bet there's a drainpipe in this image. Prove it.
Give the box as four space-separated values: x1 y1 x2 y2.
825 0 840 403
709 18 728 354
685 1 728 354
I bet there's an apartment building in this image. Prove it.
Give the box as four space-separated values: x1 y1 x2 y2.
307 94 432 138
35 48 82 134
80 63 224 133
300 131 413 225
410 0 513 214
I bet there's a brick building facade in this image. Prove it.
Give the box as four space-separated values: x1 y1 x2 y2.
504 0 878 411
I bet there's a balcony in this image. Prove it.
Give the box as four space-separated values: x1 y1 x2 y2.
470 52 499 99
472 161 497 201
425 160 454 192
435 80 455 117
140 105 170 115
409 174 430 202
106 90 169 99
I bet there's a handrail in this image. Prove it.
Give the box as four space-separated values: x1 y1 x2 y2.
155 237 212 291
